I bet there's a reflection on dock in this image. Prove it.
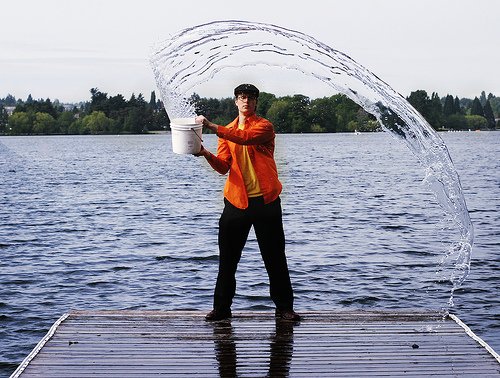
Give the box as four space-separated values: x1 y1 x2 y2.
11 310 500 377
212 317 294 377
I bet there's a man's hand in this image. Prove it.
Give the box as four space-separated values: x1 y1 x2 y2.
193 145 211 159
195 115 208 126
195 115 217 133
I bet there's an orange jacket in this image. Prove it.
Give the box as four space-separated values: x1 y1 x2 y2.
206 114 282 209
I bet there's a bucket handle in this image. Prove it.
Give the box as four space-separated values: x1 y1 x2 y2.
191 128 203 142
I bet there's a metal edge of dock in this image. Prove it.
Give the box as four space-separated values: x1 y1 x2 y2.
11 313 70 378
10 310 500 377
449 313 500 363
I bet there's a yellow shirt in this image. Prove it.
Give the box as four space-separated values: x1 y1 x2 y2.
237 121 262 197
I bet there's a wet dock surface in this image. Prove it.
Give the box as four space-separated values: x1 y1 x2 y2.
12 310 500 377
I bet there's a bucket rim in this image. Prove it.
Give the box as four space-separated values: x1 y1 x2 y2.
170 124 202 130
171 117 199 126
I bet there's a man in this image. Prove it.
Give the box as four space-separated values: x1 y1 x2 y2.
195 83 300 321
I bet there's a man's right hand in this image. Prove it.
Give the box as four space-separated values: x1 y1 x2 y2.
193 145 207 157
195 115 217 133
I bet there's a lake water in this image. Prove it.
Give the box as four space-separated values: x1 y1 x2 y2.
0 131 498 376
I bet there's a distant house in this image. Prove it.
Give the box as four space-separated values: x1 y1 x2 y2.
5 106 16 116
62 104 76 112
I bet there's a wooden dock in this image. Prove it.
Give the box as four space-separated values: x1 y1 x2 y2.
11 310 500 377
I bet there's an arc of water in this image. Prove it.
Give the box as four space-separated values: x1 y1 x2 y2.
150 20 473 303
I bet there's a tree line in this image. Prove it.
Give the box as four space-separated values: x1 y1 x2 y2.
0 89 498 135
0 89 168 135
406 90 498 131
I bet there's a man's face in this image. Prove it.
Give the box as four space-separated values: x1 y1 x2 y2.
235 93 258 115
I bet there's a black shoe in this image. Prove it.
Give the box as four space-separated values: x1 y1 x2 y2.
275 309 301 321
205 308 232 321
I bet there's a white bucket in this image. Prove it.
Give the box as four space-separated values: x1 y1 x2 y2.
170 118 203 154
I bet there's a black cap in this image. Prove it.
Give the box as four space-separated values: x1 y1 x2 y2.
234 83 259 98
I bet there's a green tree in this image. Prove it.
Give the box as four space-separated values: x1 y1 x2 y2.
152 107 170 130
8 111 32 134
470 97 484 117
354 108 379 132
309 96 338 133
489 96 499 118
483 100 496 129
82 111 116 134
454 96 461 114
460 97 473 113
107 94 128 130
406 90 443 128
444 114 467 130
266 99 291 133
133 93 151 132
57 111 76 134
257 92 276 117
90 88 109 114
203 97 223 120
3 94 17 106
288 95 310 133
333 94 360 132
191 95 236 127
108 94 127 112
0 105 8 133
479 91 487 106
124 107 143 133
427 92 443 128
14 98 59 119
407 90 430 118
68 118 84 134
33 112 56 134
310 124 327 133
443 95 455 116
442 94 463 130
465 115 487 130
149 91 157 110
214 97 237 125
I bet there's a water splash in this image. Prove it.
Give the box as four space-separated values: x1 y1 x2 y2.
149 20 474 308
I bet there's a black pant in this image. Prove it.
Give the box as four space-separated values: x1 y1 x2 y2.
214 196 294 311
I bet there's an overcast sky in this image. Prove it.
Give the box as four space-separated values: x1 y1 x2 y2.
1 0 498 103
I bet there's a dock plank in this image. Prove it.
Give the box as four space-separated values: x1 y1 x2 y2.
12 310 500 377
